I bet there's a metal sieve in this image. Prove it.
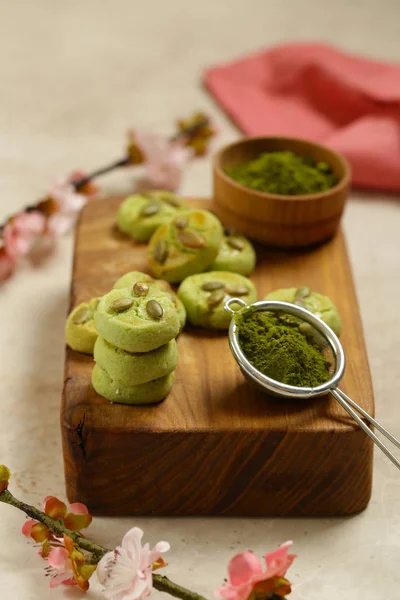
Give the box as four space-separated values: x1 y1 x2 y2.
225 298 400 470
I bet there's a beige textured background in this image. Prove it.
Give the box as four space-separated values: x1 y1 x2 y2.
1 1 400 598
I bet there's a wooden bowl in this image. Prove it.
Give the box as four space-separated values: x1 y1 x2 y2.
213 136 351 248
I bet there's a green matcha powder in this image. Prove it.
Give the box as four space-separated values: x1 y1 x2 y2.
225 151 338 195
237 311 330 387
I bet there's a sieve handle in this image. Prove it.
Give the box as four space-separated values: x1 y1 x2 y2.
224 297 248 315
335 388 400 450
331 388 400 470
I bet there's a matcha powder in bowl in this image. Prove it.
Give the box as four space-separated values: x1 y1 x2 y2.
225 151 338 196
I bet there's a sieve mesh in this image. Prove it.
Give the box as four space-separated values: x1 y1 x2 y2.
239 308 337 385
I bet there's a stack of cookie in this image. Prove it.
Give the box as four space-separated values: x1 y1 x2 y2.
92 279 181 405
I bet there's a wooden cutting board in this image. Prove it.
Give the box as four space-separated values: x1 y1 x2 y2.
62 197 374 516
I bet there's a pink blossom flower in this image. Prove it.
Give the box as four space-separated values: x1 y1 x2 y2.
133 131 193 192
0 248 15 281
97 527 170 600
215 542 296 600
47 546 76 588
175 112 218 156
22 496 92 543
47 535 96 590
21 519 49 543
47 177 87 234
3 211 46 260
22 496 92 564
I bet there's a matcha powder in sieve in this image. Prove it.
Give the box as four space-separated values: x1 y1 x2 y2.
225 151 338 195
236 310 331 387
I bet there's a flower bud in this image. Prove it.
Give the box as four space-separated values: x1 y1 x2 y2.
127 131 145 165
0 465 10 493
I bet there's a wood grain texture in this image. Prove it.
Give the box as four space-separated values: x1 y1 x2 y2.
213 137 350 248
62 197 374 516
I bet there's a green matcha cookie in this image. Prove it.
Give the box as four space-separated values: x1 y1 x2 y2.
210 232 256 276
94 286 180 352
178 271 257 330
113 271 186 330
92 364 174 405
94 337 178 386
116 191 186 242
148 209 224 283
264 286 342 335
65 298 100 355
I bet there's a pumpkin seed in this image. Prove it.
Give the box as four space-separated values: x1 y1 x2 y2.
146 299 164 319
207 289 225 308
109 297 133 312
166 291 177 306
72 307 91 324
140 203 160 217
133 282 149 297
227 237 245 251
178 229 205 249
224 226 236 237
175 216 188 229
153 240 169 263
299 322 310 331
155 279 170 291
162 196 181 207
294 299 306 308
91 298 100 311
225 284 249 296
201 281 225 291
295 286 311 300
299 323 328 351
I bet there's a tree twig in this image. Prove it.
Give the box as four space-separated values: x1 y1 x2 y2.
0 488 211 600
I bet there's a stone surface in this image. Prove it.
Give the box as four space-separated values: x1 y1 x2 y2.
1 1 400 598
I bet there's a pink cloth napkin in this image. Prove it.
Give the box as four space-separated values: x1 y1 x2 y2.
204 43 400 192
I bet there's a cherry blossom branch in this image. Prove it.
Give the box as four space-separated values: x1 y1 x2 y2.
0 487 209 600
0 468 293 600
